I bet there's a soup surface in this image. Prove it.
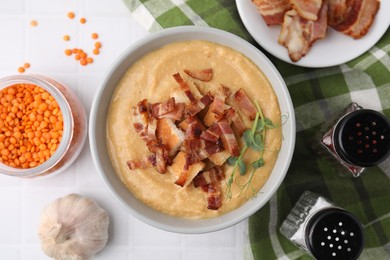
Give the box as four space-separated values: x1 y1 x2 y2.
107 40 282 218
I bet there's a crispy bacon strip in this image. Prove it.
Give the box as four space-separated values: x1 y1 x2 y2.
200 122 222 143
217 118 240 157
331 0 380 39
131 99 155 142
147 140 170 174
173 73 198 104
233 89 257 120
278 1 328 62
290 0 322 21
184 68 213 82
208 85 231 120
185 91 214 117
183 138 224 164
150 97 176 118
252 0 292 25
127 154 156 170
193 166 225 190
206 183 222 210
225 107 247 136
185 116 203 138
158 103 185 121
179 116 206 132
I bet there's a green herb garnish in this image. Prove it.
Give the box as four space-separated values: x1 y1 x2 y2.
226 101 277 199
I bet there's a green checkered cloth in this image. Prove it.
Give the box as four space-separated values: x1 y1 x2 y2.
123 0 390 259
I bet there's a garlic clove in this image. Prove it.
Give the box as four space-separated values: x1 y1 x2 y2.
38 194 109 260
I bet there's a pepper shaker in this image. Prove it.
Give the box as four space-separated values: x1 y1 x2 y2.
320 103 390 177
280 191 364 260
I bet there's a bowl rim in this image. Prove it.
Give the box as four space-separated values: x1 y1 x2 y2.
89 26 296 234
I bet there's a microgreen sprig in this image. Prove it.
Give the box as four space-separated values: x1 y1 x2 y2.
226 101 276 199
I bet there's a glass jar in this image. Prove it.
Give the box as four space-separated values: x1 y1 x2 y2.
0 74 87 178
280 191 365 260
319 103 390 177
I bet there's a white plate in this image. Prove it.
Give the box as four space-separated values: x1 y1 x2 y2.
236 0 390 68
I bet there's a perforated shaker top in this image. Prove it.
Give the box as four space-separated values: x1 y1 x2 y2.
334 109 390 167
305 208 364 260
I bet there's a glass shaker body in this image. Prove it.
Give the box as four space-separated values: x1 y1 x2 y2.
280 191 364 260
319 103 390 177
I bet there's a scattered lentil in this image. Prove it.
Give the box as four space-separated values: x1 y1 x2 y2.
63 35 70 41
18 67 25 73
91 33 99 39
80 18 86 24
30 20 38 27
67 12 75 19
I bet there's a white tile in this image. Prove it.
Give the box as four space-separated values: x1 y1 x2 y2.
131 217 182 247
27 17 79 73
94 246 129 260
132 248 183 260
0 247 20 259
0 189 21 244
22 165 77 187
28 0 78 16
77 17 137 72
21 246 53 260
184 226 237 247
0 19 25 71
0 0 25 14
0 175 23 186
86 0 131 16
184 249 237 260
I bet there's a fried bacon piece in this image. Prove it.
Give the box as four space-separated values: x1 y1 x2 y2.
206 183 223 210
330 0 380 39
278 1 328 62
233 89 257 120
183 138 225 164
225 107 247 136
173 73 214 116
184 116 204 138
203 85 231 126
327 0 350 26
184 68 213 82
147 140 170 174
252 0 292 25
131 99 151 143
127 154 156 170
178 116 206 132
217 118 240 157
193 166 225 190
150 97 175 118
290 0 322 21
193 166 225 210
200 123 222 143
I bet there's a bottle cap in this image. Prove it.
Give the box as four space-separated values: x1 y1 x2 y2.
334 109 390 167
305 208 364 260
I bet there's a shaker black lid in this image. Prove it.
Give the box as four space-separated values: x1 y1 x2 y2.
334 109 390 167
305 208 364 260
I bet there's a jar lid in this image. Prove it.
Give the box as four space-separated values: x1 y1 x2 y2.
305 208 364 260
334 109 390 167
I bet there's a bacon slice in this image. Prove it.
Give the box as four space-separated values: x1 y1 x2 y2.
184 68 213 82
331 0 380 39
233 89 257 120
278 1 328 62
158 103 185 121
147 140 170 174
193 166 225 190
290 0 322 21
327 0 350 26
252 0 292 26
206 183 222 210
150 97 176 118
200 123 222 143
173 73 198 104
184 116 203 138
225 107 247 136
127 154 156 170
217 118 240 157
185 91 214 117
132 99 155 143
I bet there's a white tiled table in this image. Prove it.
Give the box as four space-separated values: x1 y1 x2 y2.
0 1 250 259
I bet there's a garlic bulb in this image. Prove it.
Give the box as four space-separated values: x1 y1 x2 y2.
38 194 110 260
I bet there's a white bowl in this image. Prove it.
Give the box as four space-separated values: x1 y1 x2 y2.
89 26 296 234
